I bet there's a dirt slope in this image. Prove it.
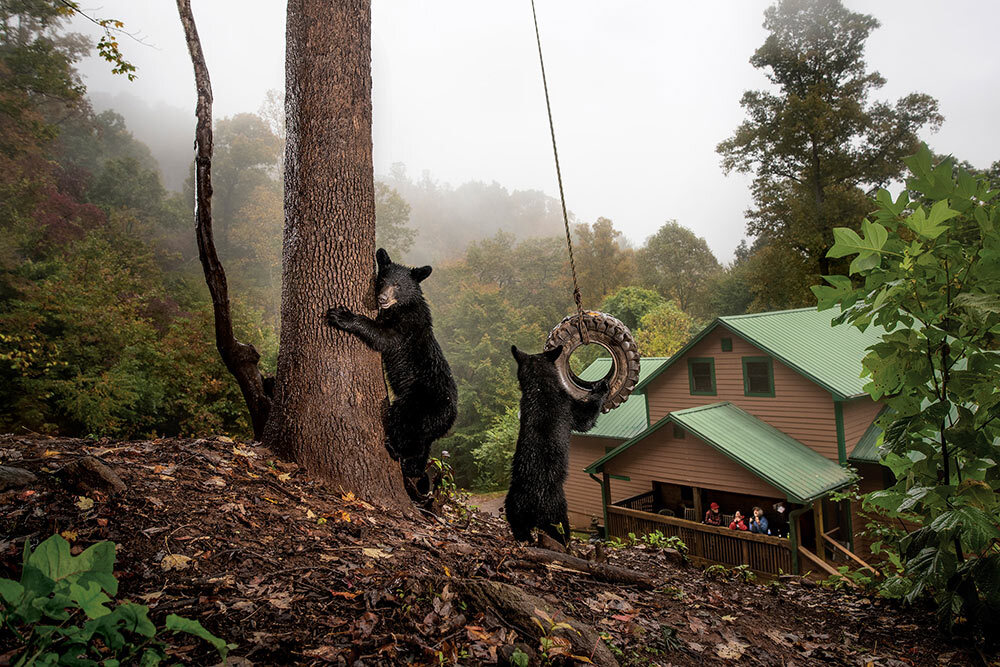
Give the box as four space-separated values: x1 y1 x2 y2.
0 435 978 666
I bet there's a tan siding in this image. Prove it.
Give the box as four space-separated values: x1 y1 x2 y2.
645 328 840 461
565 436 649 529
605 427 784 499
843 397 884 453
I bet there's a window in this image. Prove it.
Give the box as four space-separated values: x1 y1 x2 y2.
721 337 733 352
742 356 775 397
687 358 716 396
672 424 685 439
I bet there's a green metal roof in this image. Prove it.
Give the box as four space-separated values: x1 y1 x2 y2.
572 357 670 440
636 307 886 399
586 402 854 503
849 420 883 464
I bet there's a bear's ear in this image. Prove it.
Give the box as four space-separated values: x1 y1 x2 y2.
376 248 391 270
543 345 563 363
411 265 432 282
510 345 524 362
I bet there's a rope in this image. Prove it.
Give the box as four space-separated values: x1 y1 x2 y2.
530 0 588 344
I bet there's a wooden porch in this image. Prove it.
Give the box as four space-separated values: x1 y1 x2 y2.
608 492 793 576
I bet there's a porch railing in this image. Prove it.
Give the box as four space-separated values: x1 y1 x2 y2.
607 505 793 576
614 490 656 513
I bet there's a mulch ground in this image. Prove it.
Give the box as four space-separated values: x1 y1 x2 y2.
0 435 987 666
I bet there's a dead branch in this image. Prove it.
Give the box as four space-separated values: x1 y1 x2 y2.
175 0 271 439
520 547 656 588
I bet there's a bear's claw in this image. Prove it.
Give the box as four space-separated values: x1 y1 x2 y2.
326 306 353 328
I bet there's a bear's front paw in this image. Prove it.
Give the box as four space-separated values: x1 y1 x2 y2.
326 306 354 329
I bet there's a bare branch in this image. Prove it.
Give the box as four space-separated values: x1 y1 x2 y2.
175 0 271 439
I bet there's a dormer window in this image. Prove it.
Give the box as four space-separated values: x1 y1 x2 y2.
742 356 775 397
687 358 716 396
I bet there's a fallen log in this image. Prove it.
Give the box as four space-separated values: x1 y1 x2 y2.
452 578 619 667
521 547 655 589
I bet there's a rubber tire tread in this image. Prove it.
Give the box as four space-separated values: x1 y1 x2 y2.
544 311 640 412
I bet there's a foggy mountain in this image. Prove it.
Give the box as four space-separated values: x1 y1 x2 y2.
88 91 195 192
89 91 573 263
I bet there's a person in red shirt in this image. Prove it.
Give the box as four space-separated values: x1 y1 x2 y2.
729 510 748 531
703 502 723 526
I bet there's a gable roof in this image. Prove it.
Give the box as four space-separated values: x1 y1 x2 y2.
636 307 886 399
572 357 669 440
585 402 854 503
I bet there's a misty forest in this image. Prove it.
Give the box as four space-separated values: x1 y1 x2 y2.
2 0 1000 665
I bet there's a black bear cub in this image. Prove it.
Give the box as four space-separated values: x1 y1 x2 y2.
326 248 457 479
506 345 609 545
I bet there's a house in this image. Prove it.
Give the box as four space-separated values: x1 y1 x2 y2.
566 307 888 576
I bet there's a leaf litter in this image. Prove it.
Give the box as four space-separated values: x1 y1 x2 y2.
0 434 981 665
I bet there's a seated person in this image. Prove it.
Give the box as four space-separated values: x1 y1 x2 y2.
703 502 722 526
728 510 748 531
748 506 770 534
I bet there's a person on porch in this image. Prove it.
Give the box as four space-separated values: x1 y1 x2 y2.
704 502 722 526
729 510 748 531
749 506 770 534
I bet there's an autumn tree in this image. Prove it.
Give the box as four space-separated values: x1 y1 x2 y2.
717 0 942 281
636 221 720 317
634 301 695 358
260 0 409 507
572 217 635 304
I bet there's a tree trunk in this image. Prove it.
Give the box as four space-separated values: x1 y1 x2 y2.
262 0 408 508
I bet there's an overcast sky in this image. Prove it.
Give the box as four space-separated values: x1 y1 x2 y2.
70 1 1000 262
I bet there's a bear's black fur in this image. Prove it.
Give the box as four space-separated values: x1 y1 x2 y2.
505 345 609 545
326 248 458 478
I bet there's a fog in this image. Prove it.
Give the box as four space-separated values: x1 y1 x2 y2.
71 1 1000 261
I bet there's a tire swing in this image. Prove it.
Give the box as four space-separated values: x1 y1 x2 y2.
530 0 640 413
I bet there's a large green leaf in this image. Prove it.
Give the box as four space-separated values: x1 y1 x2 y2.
26 536 117 596
904 200 957 239
165 614 235 658
69 581 112 619
0 578 24 606
828 219 888 259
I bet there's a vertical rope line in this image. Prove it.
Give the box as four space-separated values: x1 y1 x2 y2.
530 0 587 343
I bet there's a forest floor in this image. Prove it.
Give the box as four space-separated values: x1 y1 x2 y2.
0 435 990 666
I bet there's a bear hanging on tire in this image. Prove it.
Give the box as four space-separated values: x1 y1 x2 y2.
326 248 457 480
506 345 609 545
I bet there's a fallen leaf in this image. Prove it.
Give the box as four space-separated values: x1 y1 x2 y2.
41 449 61 458
356 611 378 637
306 509 316 519
76 496 94 510
60 530 78 541
721 615 736 622
268 592 293 609
205 476 226 488
328 591 360 599
362 547 390 560
716 640 747 660
161 554 192 571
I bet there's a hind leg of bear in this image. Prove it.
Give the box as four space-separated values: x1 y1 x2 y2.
401 442 430 478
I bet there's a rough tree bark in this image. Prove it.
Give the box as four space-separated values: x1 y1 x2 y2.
261 0 408 508
176 0 272 440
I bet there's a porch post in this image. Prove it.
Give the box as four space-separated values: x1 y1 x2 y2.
693 486 703 522
814 501 826 563
601 471 611 538
788 503 811 575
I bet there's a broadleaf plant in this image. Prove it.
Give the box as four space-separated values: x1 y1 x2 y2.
812 144 1000 640
0 535 235 665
